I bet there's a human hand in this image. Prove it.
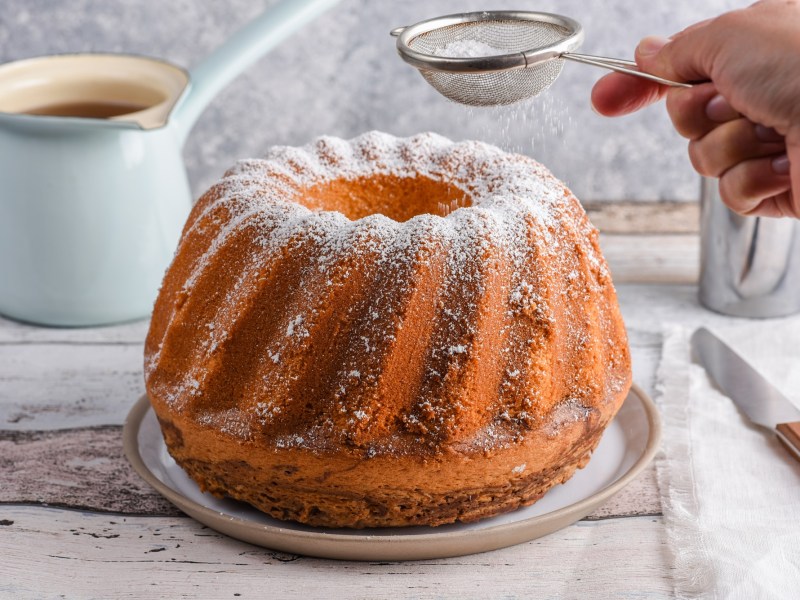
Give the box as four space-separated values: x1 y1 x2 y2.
591 0 800 218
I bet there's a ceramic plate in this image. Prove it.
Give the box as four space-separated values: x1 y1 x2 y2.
123 383 660 561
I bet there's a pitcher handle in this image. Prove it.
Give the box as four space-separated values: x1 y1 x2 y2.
171 0 339 146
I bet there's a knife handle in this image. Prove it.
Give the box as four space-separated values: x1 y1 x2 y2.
776 422 800 462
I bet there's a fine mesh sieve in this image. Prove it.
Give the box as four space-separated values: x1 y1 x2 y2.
391 11 689 107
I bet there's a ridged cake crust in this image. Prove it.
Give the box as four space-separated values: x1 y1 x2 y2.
145 131 631 528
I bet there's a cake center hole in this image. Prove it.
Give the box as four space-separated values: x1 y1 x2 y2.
302 174 472 221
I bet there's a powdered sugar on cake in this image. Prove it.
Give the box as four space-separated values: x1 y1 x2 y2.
144 131 619 454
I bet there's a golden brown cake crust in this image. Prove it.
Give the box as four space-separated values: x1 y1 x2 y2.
144 132 632 528
154 402 612 528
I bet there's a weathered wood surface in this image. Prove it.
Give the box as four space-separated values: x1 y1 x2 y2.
0 426 177 516
0 344 145 429
593 201 700 284
0 317 149 344
0 505 671 599
585 200 698 234
601 233 699 284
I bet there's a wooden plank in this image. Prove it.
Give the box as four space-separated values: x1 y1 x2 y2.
601 234 699 284
616 283 729 333
0 343 145 430
0 426 660 519
585 200 699 234
0 505 672 599
0 315 149 344
588 464 660 519
625 327 664 410
0 427 176 516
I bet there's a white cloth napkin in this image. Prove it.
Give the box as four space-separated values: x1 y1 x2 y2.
656 320 800 599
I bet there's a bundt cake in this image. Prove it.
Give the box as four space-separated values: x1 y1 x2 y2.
144 131 631 528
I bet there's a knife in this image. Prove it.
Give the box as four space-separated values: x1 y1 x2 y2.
690 327 800 462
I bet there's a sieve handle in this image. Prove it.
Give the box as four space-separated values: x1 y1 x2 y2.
564 52 691 88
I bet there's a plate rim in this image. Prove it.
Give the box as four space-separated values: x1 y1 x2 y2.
123 383 661 561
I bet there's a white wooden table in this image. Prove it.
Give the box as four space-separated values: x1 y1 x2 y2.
3 206 745 598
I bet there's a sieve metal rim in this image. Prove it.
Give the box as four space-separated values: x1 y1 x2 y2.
394 11 585 74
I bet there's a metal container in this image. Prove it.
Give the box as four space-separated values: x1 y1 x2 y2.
699 177 800 318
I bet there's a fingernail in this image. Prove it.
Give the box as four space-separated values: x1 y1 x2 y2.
754 124 784 143
705 95 737 122
772 154 790 175
637 35 670 56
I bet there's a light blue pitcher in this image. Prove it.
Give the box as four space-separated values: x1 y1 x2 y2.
0 0 339 327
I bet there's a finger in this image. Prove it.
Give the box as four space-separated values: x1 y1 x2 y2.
743 191 797 218
717 154 792 215
687 118 786 177
634 26 717 84
789 130 800 218
704 94 740 123
664 82 724 139
757 130 800 218
590 71 666 116
679 17 715 36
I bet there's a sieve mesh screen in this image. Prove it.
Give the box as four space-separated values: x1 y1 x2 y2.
407 19 571 106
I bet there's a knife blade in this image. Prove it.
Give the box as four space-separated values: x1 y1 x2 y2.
690 327 800 462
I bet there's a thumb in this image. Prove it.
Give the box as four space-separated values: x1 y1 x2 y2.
634 30 714 84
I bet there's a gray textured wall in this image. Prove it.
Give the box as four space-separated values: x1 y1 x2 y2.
0 0 748 203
